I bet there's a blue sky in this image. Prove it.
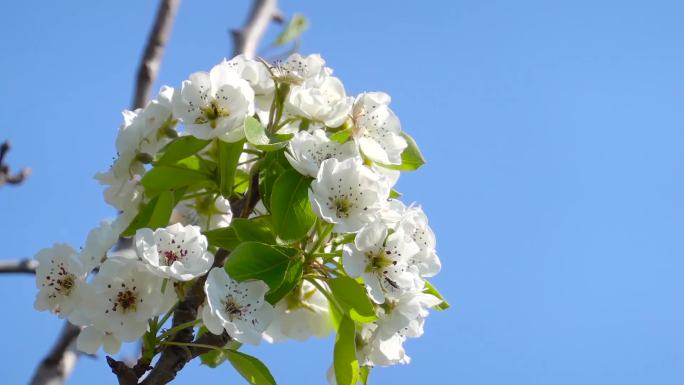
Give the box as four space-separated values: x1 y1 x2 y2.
2 0 684 384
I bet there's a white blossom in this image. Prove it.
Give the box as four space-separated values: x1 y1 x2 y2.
351 92 407 165
309 157 390 233
34 244 88 319
263 281 333 343
287 76 353 128
76 326 122 355
135 223 214 281
399 205 441 277
222 55 275 112
285 129 358 177
173 195 233 231
173 63 255 142
272 53 328 85
79 257 176 350
343 220 422 303
79 219 125 271
202 268 274 345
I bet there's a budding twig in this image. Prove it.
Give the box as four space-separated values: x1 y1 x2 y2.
0 140 31 188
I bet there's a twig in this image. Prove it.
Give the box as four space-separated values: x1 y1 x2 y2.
132 0 181 109
28 323 81 385
231 0 282 58
0 258 37 273
0 140 31 188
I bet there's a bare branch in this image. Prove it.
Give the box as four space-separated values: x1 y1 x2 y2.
132 0 181 110
231 0 281 58
0 258 37 274
0 140 31 188
28 323 81 385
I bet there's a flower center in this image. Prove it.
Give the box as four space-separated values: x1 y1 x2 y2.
196 101 230 128
110 283 139 314
331 197 352 218
55 273 76 296
223 297 248 321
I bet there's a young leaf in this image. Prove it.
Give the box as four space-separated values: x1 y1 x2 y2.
328 277 377 323
200 349 226 368
156 136 211 165
121 191 175 236
231 217 277 244
244 116 292 151
225 242 299 292
225 349 277 385
270 169 316 241
359 366 371 385
141 165 214 196
423 280 450 310
264 257 304 304
334 316 359 385
273 13 308 46
378 132 426 171
218 139 245 197
203 227 241 250
329 129 351 144
259 150 292 210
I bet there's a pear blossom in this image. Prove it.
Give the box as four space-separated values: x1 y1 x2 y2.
351 92 407 165
286 76 353 128
79 219 124 271
358 324 410 367
343 220 422 303
285 129 358 177
174 195 233 231
34 244 88 318
221 55 275 112
272 53 328 85
374 292 441 339
202 268 274 345
399 205 441 277
264 281 333 342
135 223 214 281
76 326 122 355
80 257 175 350
173 63 255 142
309 157 390 233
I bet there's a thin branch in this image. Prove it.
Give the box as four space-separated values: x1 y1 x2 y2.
28 323 81 385
231 0 282 58
132 0 181 109
0 140 31 188
0 258 37 273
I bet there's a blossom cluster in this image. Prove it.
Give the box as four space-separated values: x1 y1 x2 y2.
33 53 447 384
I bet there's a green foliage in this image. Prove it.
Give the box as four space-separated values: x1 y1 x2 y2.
203 227 241 250
225 349 277 385
328 277 377 323
141 159 215 196
156 136 211 165
225 242 303 304
122 190 176 236
329 129 351 144
270 169 316 241
424 280 450 310
259 150 293 210
273 13 309 46
359 366 371 385
218 139 245 197
231 217 277 244
334 316 359 385
244 116 293 151
379 132 426 171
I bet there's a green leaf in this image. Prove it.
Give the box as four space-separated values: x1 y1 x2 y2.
328 277 377 323
244 116 292 151
142 162 214 196
378 132 426 171
225 242 300 293
259 150 292 211
424 280 450 310
273 13 309 46
389 189 402 199
225 349 277 385
231 217 277 244
200 349 226 368
122 191 175 236
218 139 245 197
264 257 304 304
234 170 250 194
203 227 241 250
330 129 351 144
334 316 359 385
156 136 211 165
359 366 370 385
270 170 316 241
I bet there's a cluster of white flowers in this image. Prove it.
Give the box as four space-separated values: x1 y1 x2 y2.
32 53 445 384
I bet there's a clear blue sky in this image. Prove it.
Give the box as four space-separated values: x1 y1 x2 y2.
2 0 684 384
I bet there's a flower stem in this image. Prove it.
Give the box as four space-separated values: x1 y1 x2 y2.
160 341 223 352
157 319 201 341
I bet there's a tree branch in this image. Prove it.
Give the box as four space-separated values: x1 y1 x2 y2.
0 140 31 188
132 0 181 110
231 0 282 58
28 323 81 385
0 258 37 274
